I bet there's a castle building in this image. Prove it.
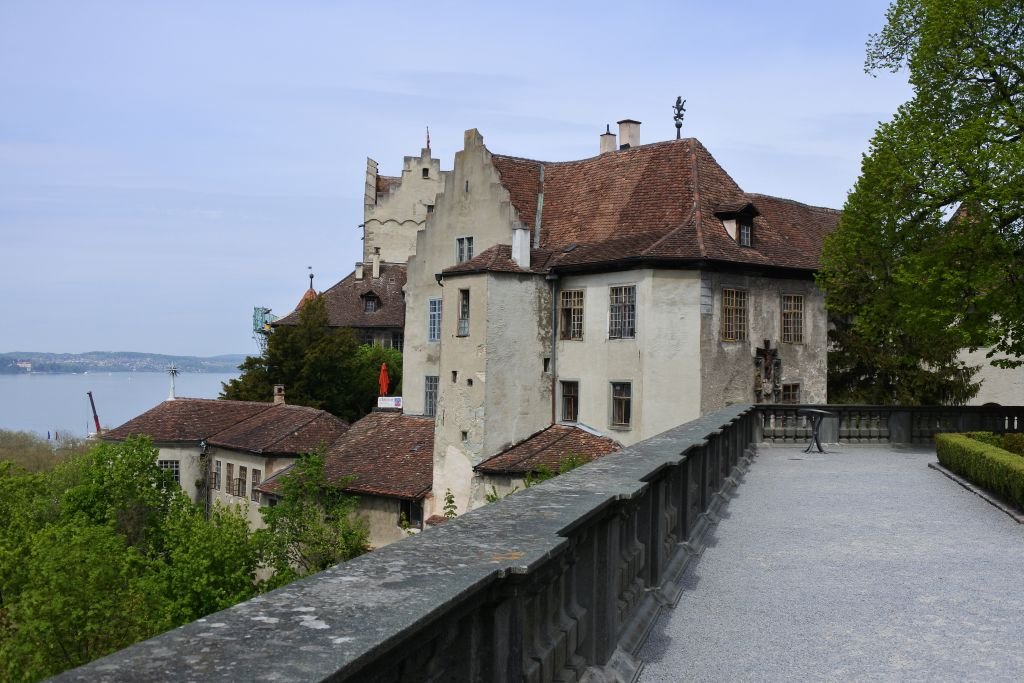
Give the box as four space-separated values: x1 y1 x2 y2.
399 122 839 515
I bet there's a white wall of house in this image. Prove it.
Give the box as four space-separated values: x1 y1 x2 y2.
555 269 703 445
353 494 424 548
154 443 204 502
209 449 296 530
962 349 1024 405
363 148 446 264
404 129 532 418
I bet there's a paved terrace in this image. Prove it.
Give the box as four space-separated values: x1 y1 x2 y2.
639 445 1024 682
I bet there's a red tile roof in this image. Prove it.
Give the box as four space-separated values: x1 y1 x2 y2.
275 263 406 329
443 244 558 276
102 398 348 456
475 424 621 475
486 139 839 274
259 411 435 500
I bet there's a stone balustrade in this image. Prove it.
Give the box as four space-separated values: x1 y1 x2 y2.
56 405 758 682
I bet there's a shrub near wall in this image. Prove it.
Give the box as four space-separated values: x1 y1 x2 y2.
936 433 1024 510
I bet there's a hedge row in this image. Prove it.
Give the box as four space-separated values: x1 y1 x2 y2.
964 431 1024 457
936 433 1024 510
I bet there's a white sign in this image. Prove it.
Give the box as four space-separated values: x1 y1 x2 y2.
377 396 403 409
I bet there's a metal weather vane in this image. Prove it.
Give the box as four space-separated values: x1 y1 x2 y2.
167 363 179 400
673 96 687 139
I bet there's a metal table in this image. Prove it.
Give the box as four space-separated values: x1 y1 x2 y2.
797 408 832 453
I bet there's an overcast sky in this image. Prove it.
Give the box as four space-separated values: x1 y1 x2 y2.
0 0 910 357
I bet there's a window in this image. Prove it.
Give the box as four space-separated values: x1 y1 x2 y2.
561 381 579 422
213 460 222 490
559 290 584 340
456 236 474 263
721 288 748 341
738 218 753 247
158 460 180 485
461 430 469 442
363 295 378 313
608 285 636 339
399 499 423 527
226 463 234 494
236 466 247 498
782 383 801 404
457 289 470 336
782 294 804 344
611 382 632 428
426 204 434 213
424 375 439 417
428 297 442 342
251 469 261 501
422 168 429 179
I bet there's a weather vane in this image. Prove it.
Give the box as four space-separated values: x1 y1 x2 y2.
673 96 687 139
167 363 179 401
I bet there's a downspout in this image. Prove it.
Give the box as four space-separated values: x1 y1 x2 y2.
547 273 559 424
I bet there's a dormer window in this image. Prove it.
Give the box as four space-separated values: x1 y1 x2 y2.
738 218 752 247
362 293 380 313
714 202 760 247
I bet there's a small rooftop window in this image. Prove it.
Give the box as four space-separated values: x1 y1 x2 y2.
713 202 760 247
362 293 380 313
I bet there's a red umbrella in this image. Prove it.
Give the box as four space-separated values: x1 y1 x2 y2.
378 362 390 396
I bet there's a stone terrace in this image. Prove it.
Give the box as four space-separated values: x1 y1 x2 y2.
639 445 1024 682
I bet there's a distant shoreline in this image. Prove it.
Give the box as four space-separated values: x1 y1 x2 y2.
1 351 248 375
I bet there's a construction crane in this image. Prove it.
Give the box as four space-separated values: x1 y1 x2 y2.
86 390 101 435
252 306 278 354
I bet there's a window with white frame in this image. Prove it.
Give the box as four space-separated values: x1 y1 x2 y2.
251 469 261 502
782 294 804 344
608 285 636 339
363 294 379 312
738 218 753 247
457 289 470 336
213 460 222 490
611 382 632 428
721 288 748 341
158 460 180 485
456 236 474 263
424 375 439 417
559 290 584 340
428 297 442 342
561 381 579 422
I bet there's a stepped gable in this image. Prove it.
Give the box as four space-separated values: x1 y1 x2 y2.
275 263 407 329
208 404 349 456
442 244 557 276
475 424 621 475
488 138 838 273
261 411 435 500
101 398 272 443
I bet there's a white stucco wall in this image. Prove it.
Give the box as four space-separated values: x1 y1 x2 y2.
154 443 204 502
555 269 703 445
363 148 446 265
700 271 828 412
209 449 296 530
404 129 533 418
353 494 422 549
962 349 1024 405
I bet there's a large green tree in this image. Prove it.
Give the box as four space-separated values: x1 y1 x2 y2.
819 0 1023 404
221 296 402 422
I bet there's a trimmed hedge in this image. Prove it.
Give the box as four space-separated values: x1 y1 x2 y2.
963 431 1024 457
936 433 1024 510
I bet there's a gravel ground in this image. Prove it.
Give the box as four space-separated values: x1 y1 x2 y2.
638 446 1024 683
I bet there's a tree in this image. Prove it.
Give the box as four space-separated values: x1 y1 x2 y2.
819 0 1023 404
221 296 403 421
258 449 368 587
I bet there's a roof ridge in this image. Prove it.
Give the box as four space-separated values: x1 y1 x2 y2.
491 138 695 167
746 192 841 214
689 139 707 259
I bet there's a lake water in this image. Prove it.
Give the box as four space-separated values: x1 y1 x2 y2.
0 372 238 438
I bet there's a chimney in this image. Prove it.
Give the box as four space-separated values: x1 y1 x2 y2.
617 119 641 149
512 227 531 270
371 247 381 278
600 124 616 154
355 262 364 280
273 385 286 405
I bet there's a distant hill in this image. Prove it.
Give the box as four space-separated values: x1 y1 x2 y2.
0 351 247 374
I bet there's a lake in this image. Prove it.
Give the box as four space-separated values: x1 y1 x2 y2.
0 372 238 438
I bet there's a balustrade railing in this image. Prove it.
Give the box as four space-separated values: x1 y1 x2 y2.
757 404 1024 445
57 405 759 683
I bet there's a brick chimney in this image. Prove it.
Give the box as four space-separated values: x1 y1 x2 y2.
600 124 616 154
273 385 286 405
618 119 641 149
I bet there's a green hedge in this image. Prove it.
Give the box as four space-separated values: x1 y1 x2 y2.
936 433 1024 510
963 432 1024 457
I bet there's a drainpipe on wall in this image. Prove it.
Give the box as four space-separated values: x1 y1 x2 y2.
547 273 559 424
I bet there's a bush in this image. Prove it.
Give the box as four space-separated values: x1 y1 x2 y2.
963 432 1024 458
936 433 1024 510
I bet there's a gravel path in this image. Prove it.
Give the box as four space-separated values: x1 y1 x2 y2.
638 446 1024 682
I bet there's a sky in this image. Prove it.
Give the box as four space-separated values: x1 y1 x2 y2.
0 0 911 357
